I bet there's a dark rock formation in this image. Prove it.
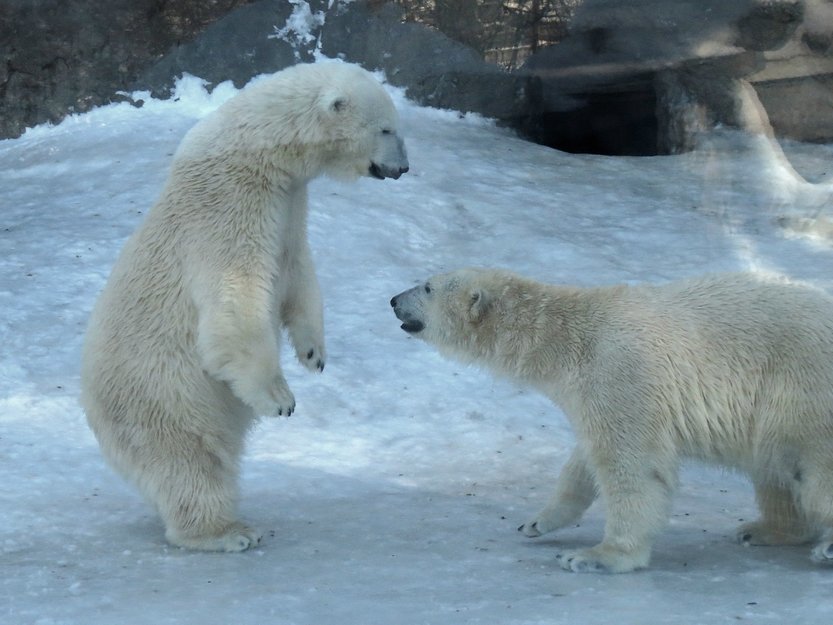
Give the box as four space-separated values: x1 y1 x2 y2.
0 0 256 139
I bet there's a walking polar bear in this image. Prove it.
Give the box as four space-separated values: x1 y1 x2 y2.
391 268 833 573
81 62 408 551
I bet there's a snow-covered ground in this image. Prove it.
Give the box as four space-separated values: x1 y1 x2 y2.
2 70 833 625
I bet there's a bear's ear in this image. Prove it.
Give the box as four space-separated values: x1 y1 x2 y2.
467 288 491 322
319 90 349 115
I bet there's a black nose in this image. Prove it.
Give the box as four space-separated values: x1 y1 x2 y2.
390 295 398 307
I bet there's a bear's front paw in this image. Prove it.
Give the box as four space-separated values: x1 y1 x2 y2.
289 325 326 373
263 377 296 417
299 345 325 373
518 507 566 538
518 521 544 537
232 374 296 417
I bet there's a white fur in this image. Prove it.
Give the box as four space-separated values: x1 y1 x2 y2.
391 269 833 572
81 62 407 551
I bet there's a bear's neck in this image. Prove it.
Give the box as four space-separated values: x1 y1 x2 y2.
486 284 597 387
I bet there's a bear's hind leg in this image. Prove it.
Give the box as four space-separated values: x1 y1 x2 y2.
794 458 833 565
144 429 262 552
737 480 812 547
519 447 596 537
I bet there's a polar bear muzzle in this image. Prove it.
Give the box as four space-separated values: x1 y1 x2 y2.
369 131 409 180
390 289 425 333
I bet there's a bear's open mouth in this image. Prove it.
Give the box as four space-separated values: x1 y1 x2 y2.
369 163 386 180
369 162 408 180
400 320 425 333
392 302 424 333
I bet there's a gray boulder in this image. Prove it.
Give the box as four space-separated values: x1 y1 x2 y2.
320 2 538 120
137 1 538 121
138 0 314 97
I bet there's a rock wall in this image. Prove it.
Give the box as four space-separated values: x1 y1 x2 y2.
2 0 831 155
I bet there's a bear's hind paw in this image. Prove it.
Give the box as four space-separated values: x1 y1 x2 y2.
555 550 608 573
737 521 812 546
555 544 650 574
167 523 263 552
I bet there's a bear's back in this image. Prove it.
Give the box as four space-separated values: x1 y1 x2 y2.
633 272 833 372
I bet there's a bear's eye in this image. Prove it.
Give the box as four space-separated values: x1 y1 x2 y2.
381 128 393 135
424 284 431 294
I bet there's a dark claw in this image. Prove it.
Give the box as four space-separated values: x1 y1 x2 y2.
307 349 314 360
317 360 324 372
517 524 524 532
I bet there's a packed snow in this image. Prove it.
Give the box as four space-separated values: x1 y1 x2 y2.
2 68 833 625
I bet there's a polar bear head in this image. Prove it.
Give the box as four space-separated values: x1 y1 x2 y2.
196 61 409 182
390 268 510 362
309 63 410 182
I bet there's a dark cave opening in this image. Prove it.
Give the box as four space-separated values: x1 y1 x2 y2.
520 86 661 156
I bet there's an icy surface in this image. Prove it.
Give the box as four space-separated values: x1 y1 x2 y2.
1 71 832 625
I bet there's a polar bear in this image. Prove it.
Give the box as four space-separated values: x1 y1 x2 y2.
391 269 833 573
81 62 408 552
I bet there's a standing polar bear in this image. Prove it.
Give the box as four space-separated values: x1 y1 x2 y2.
391 269 833 573
81 62 408 551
